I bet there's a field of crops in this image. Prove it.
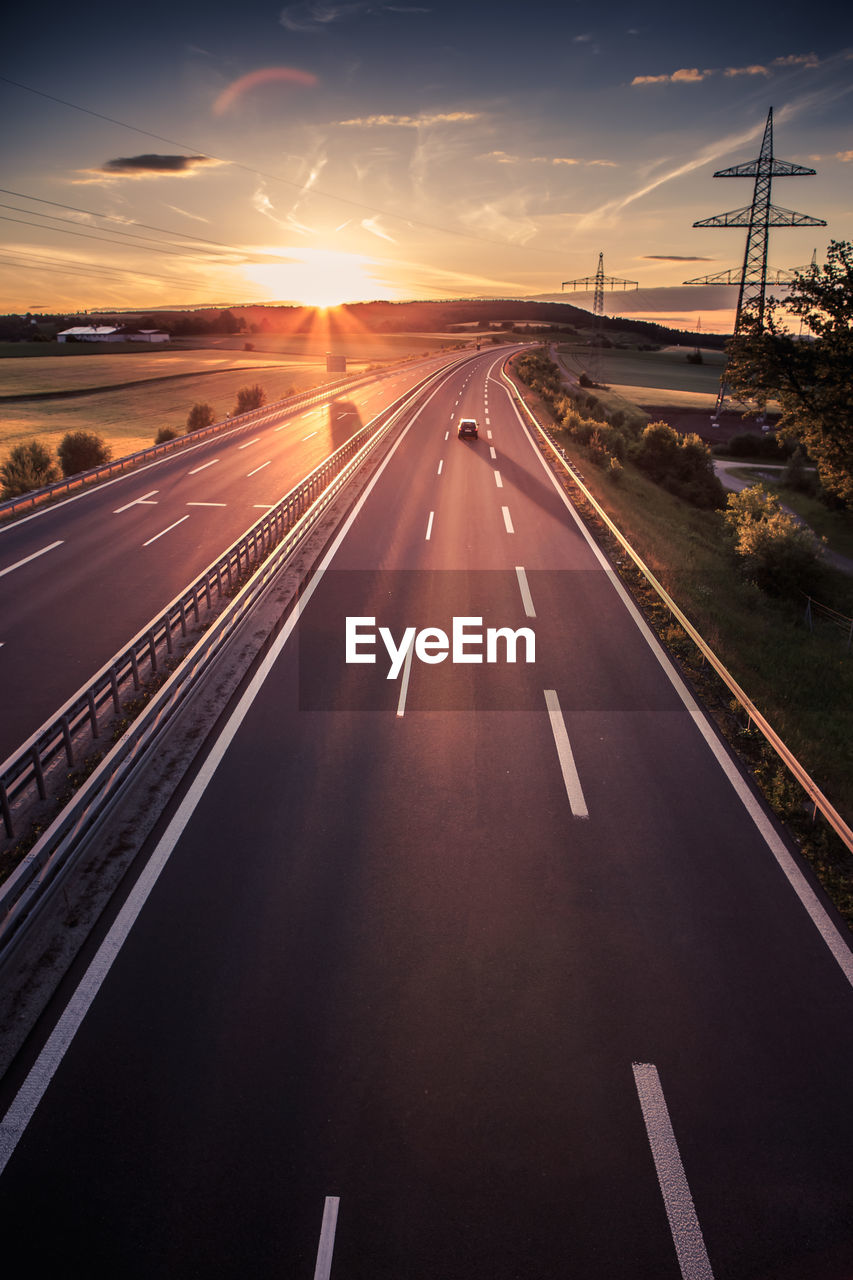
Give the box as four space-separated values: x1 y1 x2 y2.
557 342 727 408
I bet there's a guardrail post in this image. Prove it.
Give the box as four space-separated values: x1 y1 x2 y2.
164 613 173 655
30 746 46 800
87 690 99 738
130 649 141 691
109 666 120 712
0 780 12 838
147 630 157 674
61 714 75 765
191 586 200 623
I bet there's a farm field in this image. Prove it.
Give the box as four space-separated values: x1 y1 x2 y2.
557 342 727 408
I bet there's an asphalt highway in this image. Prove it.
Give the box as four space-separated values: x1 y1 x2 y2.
1 350 853 1277
0 352 469 760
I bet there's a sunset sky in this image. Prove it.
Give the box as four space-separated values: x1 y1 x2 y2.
2 0 852 330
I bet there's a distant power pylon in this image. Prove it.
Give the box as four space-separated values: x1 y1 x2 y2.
685 107 825 424
562 252 637 382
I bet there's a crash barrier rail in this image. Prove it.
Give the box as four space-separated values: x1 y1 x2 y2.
0 351 455 521
501 363 853 858
0 354 472 845
0 354 476 951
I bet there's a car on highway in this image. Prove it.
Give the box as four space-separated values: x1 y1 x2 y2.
457 417 479 440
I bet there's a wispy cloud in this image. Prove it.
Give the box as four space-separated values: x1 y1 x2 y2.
337 110 479 127
213 67 317 115
482 151 615 168
643 255 715 261
632 67 712 86
279 2 425 32
164 204 212 224
361 216 397 242
633 52 821 87
724 65 770 78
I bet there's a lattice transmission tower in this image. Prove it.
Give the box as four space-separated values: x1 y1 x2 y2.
685 107 825 424
562 252 637 383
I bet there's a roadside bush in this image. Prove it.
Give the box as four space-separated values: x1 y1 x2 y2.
57 430 111 477
724 484 822 594
718 432 793 460
781 446 817 495
234 384 266 414
1 440 60 498
186 402 216 433
634 422 724 508
155 426 180 444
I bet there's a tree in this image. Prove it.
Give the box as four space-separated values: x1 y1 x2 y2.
723 484 821 594
186 402 216 433
725 239 853 504
57 430 111 476
234 384 266 414
1 440 60 498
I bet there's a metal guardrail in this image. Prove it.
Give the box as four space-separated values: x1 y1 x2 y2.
0 354 472 949
501 362 853 857
0 355 446 521
0 354 472 843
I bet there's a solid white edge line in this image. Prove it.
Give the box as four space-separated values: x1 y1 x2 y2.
188 459 218 475
313 1197 341 1280
544 689 588 819
142 515 190 547
396 639 415 717
632 1063 715 1280
515 566 536 618
0 365 458 1177
504 377 853 990
0 540 64 579
501 505 514 533
425 511 435 540
247 460 271 477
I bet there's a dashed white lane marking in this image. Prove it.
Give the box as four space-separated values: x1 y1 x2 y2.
487 430 493 440
142 515 190 547
544 689 588 819
494 471 503 488
114 489 158 513
501 505 514 534
515 566 536 618
437 459 444 475
302 430 319 441
489 446 497 460
313 1197 341 1280
187 502 226 507
486 416 491 425
247 460 271 477
0 540 64 579
188 459 218 475
237 437 261 449
396 639 415 718
445 431 450 440
633 1063 715 1280
253 503 274 509
425 511 435 540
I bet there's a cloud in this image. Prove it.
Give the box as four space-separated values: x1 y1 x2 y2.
361 216 397 242
724 64 769 78
573 33 592 43
164 204 212 224
631 68 715 86
213 67 317 115
337 110 479 127
483 151 615 168
836 150 853 162
773 53 820 68
642 255 715 261
279 2 424 31
74 155 223 183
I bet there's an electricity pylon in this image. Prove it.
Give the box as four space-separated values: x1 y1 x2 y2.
562 252 637 383
685 107 825 424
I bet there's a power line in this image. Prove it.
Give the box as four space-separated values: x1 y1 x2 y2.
0 247 241 295
0 205 229 260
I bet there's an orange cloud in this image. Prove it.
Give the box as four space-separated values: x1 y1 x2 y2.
213 67 318 115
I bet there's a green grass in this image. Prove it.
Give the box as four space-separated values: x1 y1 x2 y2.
556 341 727 407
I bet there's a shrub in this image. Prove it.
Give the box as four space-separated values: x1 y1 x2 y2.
720 432 792 460
186 402 216 433
781 446 816 494
1 440 60 498
607 455 624 483
234 384 266 414
57 430 111 476
635 422 724 508
155 426 180 444
578 371 594 388
724 484 822 594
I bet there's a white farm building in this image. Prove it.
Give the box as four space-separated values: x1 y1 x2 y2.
57 326 170 344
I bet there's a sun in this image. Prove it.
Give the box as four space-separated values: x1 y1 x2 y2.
243 248 396 308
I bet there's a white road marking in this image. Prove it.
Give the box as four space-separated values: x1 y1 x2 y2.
314 1197 341 1280
0 540 64 579
237 437 261 449
501 505 514 533
632 1063 715 1280
188 459 218 475
515 566 536 618
142 515 190 547
113 489 158 513
396 639 415 718
489 446 497 460
486 416 490 425
494 471 503 488
247 460 271 477
302 431 319 440
487 430 493 440
186 502 227 507
425 511 435 540
445 431 450 440
437 459 444 475
544 689 588 818
253 503 274 509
